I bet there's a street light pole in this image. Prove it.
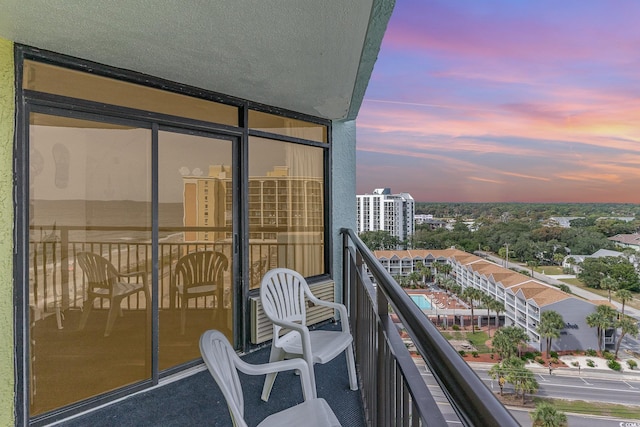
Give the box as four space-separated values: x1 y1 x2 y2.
504 243 509 268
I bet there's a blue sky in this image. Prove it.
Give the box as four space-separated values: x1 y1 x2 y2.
356 0 640 203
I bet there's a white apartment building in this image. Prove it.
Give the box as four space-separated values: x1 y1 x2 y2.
373 249 605 353
357 188 415 241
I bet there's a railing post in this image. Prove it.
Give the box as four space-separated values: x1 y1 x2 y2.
376 271 388 427
60 227 69 310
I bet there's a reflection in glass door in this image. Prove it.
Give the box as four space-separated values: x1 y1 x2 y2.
158 131 234 371
28 113 152 415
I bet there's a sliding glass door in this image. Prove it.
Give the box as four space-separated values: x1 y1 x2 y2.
27 113 237 414
158 130 234 370
28 112 152 414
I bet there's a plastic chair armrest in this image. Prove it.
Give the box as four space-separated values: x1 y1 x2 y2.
117 270 146 279
303 293 350 332
235 357 314 401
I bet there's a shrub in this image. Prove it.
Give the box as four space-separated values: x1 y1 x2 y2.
472 351 479 358
551 357 559 364
585 349 597 357
452 325 460 331
490 353 494 359
608 360 621 371
459 350 466 357
586 359 595 367
603 351 616 361
523 352 536 360
627 360 637 370
550 351 558 359
536 358 545 365
571 361 579 367
440 322 447 330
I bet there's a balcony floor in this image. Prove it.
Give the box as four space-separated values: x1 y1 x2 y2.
58 322 365 426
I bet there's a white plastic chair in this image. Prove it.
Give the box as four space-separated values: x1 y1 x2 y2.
199 330 341 427
259 268 357 402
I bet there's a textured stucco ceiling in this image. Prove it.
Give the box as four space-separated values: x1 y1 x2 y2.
0 1 394 120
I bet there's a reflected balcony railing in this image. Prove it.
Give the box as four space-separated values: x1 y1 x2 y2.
28 224 323 324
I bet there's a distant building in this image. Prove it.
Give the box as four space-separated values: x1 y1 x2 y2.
597 216 635 223
563 249 627 274
415 214 447 229
609 233 640 252
373 248 604 353
548 216 584 228
356 188 414 241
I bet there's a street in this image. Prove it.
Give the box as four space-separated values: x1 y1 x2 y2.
413 357 640 426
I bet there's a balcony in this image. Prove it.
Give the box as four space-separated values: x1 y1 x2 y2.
29 228 517 426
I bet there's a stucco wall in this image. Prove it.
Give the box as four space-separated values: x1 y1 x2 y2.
0 37 15 426
545 300 599 352
331 119 357 302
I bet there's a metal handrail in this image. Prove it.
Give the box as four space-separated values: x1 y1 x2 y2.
341 228 519 427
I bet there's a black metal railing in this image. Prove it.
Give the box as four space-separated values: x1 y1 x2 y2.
341 228 519 427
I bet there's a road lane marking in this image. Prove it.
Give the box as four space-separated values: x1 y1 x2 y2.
580 377 593 385
623 381 638 389
543 383 640 394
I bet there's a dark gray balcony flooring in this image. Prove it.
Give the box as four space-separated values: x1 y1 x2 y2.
61 323 365 427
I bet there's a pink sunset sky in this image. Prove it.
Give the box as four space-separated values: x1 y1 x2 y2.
356 0 640 203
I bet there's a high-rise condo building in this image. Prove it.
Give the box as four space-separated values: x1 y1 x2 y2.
356 188 414 241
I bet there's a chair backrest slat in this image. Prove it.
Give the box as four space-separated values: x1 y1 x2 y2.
174 251 228 290
200 330 248 427
261 269 309 341
77 252 119 294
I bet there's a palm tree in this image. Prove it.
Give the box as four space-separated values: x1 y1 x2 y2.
537 311 565 359
586 305 617 354
462 287 483 333
565 256 576 273
482 294 493 337
491 299 505 333
616 289 633 316
414 261 426 286
600 277 619 303
492 326 528 360
553 253 565 267
439 263 452 277
517 369 539 404
615 317 639 358
530 402 567 427
407 271 421 289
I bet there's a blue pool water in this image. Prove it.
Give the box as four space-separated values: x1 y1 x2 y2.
409 294 432 310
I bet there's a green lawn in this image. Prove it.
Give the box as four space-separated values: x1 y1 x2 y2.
534 398 640 419
533 265 563 275
560 277 584 286
441 330 491 353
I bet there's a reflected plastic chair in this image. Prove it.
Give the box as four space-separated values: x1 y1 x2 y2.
76 251 149 337
259 268 358 402
200 330 341 427
173 251 228 334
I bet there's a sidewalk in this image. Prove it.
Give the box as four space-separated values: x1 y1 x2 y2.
470 356 640 381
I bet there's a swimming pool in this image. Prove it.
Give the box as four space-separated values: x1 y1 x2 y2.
409 294 432 310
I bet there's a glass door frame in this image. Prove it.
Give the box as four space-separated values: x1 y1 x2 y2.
15 105 246 426
156 125 243 378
